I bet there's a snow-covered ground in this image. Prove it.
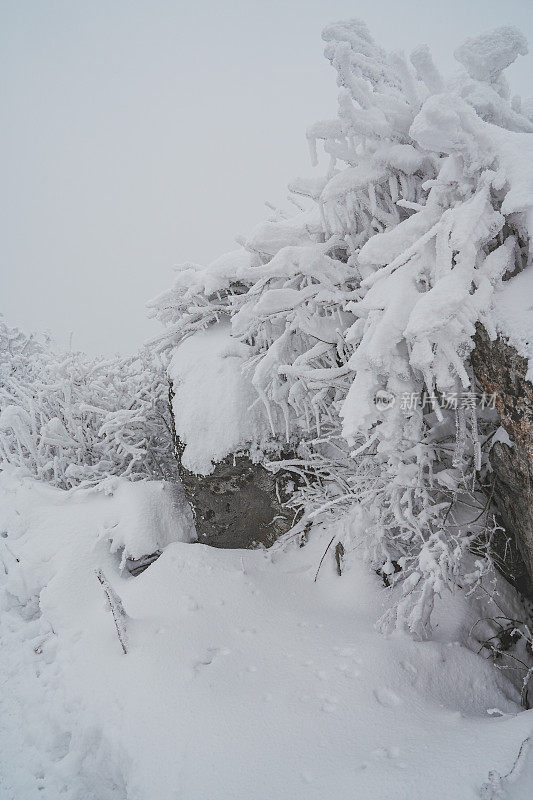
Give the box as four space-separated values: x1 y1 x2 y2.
1 469 533 800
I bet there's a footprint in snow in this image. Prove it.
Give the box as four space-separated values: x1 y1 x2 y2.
194 646 231 672
371 746 402 761
319 692 339 712
186 596 201 612
336 661 360 678
333 646 362 664
373 687 403 707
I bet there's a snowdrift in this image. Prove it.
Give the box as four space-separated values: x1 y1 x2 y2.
1 469 533 799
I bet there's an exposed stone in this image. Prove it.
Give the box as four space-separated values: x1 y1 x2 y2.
472 324 533 595
125 551 162 576
177 452 294 549
166 373 294 549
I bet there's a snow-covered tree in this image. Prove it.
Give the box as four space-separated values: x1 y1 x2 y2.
149 21 533 637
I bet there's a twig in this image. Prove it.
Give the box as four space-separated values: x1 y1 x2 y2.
314 536 335 582
95 569 128 654
503 737 531 780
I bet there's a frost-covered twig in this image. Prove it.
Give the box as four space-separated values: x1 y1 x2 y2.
481 737 531 798
95 569 128 655
314 536 335 582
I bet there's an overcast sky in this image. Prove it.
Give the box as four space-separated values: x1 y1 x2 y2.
2 0 532 355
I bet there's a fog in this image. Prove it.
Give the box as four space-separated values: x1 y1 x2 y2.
2 0 532 354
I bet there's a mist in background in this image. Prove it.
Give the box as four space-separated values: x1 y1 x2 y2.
2 0 532 355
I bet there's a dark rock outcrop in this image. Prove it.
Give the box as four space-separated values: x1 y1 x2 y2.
176 452 294 549
167 357 294 549
472 324 533 593
125 551 162 576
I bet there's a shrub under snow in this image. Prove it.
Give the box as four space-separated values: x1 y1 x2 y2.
0 319 176 488
149 20 533 637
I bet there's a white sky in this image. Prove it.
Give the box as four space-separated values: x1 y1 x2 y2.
2 0 532 355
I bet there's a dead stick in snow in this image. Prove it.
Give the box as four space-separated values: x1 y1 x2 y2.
314 536 335 582
95 569 128 654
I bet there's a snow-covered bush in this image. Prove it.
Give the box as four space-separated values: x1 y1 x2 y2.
149 20 533 637
0 319 175 487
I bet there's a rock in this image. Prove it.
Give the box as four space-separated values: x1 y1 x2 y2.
125 551 162 576
472 324 533 595
176 451 294 549
166 331 295 549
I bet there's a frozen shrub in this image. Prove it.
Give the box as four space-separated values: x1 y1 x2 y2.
0 319 175 487
149 21 533 636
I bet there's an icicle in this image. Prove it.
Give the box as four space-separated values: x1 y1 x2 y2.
318 198 330 238
388 175 399 203
453 406 467 471
468 367 482 475
367 183 377 217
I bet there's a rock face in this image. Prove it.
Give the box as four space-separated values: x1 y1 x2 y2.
166 324 294 548
176 451 294 549
472 324 533 594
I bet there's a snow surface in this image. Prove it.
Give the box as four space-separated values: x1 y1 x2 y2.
99 477 197 561
1 468 533 799
493 264 533 381
168 323 267 475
